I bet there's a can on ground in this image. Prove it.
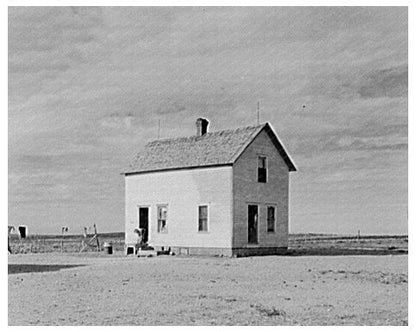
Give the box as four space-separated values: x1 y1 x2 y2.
103 242 113 255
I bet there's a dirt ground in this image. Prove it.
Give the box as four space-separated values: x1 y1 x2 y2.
8 253 407 326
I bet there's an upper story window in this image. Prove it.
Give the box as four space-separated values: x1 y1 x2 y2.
258 156 267 183
267 206 276 232
157 205 168 233
198 205 208 232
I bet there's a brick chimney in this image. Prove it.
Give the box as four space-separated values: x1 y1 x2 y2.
196 118 209 136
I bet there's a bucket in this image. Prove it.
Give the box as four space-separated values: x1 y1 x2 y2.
104 242 113 255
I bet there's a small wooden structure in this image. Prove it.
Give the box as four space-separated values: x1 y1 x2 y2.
79 224 100 252
17 225 28 238
8 226 15 254
61 227 69 252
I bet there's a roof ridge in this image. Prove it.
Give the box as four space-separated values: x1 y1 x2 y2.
146 123 266 146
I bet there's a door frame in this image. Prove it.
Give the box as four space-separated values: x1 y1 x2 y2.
137 205 150 243
247 204 259 244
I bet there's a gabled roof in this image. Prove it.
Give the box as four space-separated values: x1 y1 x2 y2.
124 122 296 175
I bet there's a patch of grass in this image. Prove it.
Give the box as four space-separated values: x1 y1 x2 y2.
224 298 237 303
338 314 357 320
251 304 287 317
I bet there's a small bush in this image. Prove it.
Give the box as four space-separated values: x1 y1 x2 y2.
251 304 286 317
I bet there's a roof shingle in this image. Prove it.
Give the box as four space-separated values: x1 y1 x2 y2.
124 122 296 174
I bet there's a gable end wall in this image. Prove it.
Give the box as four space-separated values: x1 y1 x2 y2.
232 129 289 249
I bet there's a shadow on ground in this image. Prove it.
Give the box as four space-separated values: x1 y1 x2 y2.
8 264 85 274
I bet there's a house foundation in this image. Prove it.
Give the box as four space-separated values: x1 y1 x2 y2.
153 246 288 257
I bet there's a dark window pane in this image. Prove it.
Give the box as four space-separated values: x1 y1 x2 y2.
258 168 267 182
199 218 207 232
198 206 208 231
268 206 275 219
258 156 266 169
258 156 267 182
157 206 168 232
199 206 207 219
267 206 275 232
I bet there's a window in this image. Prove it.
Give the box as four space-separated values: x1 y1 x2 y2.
267 206 275 232
198 205 208 232
157 205 168 233
258 156 267 183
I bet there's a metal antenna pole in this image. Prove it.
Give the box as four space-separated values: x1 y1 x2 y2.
257 101 260 125
158 119 161 139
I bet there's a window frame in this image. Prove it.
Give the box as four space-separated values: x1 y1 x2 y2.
156 204 168 233
266 205 276 233
257 155 268 183
198 204 209 233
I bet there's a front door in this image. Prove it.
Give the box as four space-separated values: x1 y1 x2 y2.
139 207 149 243
248 205 258 244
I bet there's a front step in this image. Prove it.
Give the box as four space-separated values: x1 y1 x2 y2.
137 248 173 257
140 244 154 251
137 249 157 257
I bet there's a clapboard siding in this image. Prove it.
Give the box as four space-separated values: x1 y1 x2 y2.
125 166 233 249
232 130 289 248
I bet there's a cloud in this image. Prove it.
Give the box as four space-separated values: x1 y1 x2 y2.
154 103 186 115
8 7 103 54
8 7 408 234
358 65 408 99
302 64 408 101
290 122 407 159
100 112 134 130
332 138 407 152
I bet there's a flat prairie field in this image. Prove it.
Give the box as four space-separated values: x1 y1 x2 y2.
8 253 407 326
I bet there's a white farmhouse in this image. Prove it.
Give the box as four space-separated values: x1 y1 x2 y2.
123 118 296 257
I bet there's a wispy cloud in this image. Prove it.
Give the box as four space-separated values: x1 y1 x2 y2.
291 122 407 157
8 7 407 234
358 65 408 99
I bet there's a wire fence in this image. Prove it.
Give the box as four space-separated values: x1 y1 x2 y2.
8 234 125 254
8 233 408 254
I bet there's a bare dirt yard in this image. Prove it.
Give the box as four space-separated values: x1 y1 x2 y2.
8 252 407 325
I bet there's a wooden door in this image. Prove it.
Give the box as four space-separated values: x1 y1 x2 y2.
139 207 149 243
248 205 258 244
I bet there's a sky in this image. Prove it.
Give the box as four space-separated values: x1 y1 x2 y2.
8 6 407 235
